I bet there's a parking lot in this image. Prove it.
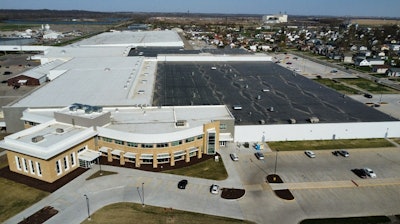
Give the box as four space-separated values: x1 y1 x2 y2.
0 54 39 111
220 144 400 223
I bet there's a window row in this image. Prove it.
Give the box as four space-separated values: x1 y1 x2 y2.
56 152 77 175
15 156 42 177
99 134 204 148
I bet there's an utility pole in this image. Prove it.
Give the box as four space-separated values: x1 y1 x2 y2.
83 194 91 220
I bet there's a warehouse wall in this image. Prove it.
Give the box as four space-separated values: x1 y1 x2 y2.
234 121 400 142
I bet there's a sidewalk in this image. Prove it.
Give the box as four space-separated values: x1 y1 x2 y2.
5 155 246 224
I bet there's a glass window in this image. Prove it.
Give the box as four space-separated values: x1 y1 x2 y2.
71 152 76 166
22 158 28 172
29 160 35 174
115 140 124 145
64 156 69 170
142 143 154 148
36 162 42 176
127 142 138 147
156 143 169 148
56 160 62 175
102 137 112 142
185 137 195 143
207 132 216 154
220 123 227 130
15 156 21 170
171 140 182 146
197 134 203 140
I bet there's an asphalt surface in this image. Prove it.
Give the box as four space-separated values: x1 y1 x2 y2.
153 61 398 125
5 143 400 224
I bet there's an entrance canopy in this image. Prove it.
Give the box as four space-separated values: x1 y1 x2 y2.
78 149 101 162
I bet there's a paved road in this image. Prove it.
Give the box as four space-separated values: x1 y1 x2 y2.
5 144 400 224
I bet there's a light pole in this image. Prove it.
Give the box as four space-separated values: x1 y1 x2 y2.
83 194 91 220
274 149 279 174
142 182 145 207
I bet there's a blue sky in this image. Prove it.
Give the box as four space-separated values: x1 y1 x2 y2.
1 0 399 17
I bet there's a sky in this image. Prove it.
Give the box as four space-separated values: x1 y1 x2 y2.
1 0 400 18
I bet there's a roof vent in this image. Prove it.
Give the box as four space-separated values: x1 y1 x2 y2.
56 128 64 133
32 135 44 143
176 120 187 127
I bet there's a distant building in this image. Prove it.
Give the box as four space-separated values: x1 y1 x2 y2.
386 67 400 77
262 14 288 24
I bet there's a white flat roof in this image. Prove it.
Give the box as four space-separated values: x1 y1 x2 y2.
43 46 131 58
0 120 97 160
11 57 155 107
14 59 65 80
74 30 184 47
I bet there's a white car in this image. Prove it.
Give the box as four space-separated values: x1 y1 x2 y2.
210 184 219 194
230 153 239 161
305 150 316 158
363 168 377 178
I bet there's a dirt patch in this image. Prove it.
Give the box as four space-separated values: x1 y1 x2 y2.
0 166 88 193
274 189 295 201
221 188 245 199
99 154 216 172
18 206 58 224
266 174 295 200
266 174 283 183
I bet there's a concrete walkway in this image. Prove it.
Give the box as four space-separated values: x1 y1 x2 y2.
5 151 246 224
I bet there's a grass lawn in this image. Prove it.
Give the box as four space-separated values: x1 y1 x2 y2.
0 156 49 222
300 216 391 224
267 138 394 151
0 177 49 223
81 202 254 224
337 78 399 94
314 78 360 94
162 157 228 180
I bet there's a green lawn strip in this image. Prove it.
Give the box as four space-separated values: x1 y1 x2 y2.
337 78 399 94
0 178 49 223
81 202 254 224
314 78 360 94
162 157 228 180
299 216 391 224
86 170 118 180
0 23 39 31
391 138 400 145
267 138 394 151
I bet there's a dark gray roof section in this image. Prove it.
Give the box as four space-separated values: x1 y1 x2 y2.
153 61 398 125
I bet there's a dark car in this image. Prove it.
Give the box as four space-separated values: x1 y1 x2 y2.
332 151 339 156
177 179 188 189
364 93 373 98
338 150 349 157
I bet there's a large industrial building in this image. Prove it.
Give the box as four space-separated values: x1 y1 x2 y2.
1 29 399 183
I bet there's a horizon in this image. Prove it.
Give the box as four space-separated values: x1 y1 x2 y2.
1 0 400 18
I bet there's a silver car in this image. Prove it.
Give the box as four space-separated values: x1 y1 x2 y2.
305 150 316 158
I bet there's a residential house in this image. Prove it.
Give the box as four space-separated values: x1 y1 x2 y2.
354 57 370 67
367 58 385 66
372 65 390 74
342 53 354 64
386 67 400 77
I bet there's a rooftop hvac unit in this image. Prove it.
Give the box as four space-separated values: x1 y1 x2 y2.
32 135 44 143
85 107 94 114
71 103 83 109
309 117 319 123
176 120 187 127
92 106 103 113
69 105 78 111
56 128 64 133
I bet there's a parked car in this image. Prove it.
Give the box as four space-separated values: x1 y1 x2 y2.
230 153 239 161
362 168 376 178
177 179 188 189
330 70 338 73
305 150 316 158
210 184 219 194
254 152 264 160
332 150 339 156
338 150 349 157
286 62 292 65
364 93 373 98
